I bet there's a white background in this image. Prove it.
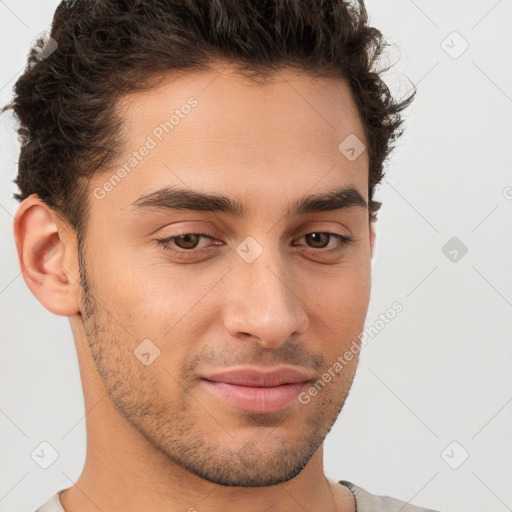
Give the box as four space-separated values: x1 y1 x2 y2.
1 1 511 511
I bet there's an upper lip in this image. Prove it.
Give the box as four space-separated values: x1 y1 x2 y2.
201 366 314 387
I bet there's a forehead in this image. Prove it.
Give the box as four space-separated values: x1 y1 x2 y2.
91 64 369 217
117 64 366 151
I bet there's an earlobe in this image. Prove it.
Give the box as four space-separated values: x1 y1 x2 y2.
13 194 81 316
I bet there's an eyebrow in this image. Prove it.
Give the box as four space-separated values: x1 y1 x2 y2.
130 185 368 217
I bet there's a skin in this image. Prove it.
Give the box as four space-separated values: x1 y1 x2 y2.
14 63 376 512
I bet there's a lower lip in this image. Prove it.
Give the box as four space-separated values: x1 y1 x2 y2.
201 380 310 413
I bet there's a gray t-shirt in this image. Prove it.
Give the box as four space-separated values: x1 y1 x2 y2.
35 480 441 511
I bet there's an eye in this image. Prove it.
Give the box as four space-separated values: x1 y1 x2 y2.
162 233 210 250
293 232 354 255
155 233 217 259
155 231 353 260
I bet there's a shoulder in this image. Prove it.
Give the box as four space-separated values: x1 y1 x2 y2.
338 480 442 512
34 489 66 512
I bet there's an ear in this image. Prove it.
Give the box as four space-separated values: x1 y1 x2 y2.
369 220 377 259
13 194 81 316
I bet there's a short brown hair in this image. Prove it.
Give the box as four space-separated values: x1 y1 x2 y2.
2 0 414 236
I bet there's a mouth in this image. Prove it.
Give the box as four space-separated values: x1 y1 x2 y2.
200 366 313 413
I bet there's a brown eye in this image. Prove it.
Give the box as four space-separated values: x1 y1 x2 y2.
172 234 202 250
155 233 218 259
304 232 330 249
293 232 354 257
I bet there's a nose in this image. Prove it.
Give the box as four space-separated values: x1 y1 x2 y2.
222 241 309 348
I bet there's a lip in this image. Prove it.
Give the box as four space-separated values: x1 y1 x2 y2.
201 366 313 413
201 366 314 387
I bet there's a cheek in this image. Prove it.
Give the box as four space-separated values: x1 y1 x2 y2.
303 261 371 318
297 264 371 364
89 253 221 364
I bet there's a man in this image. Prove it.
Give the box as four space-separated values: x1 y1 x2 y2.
4 0 439 510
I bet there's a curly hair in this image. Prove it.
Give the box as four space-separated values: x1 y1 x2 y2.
2 0 414 236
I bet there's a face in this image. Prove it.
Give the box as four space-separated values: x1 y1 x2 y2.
78 64 373 487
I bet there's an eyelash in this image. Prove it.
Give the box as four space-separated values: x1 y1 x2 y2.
154 232 354 259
